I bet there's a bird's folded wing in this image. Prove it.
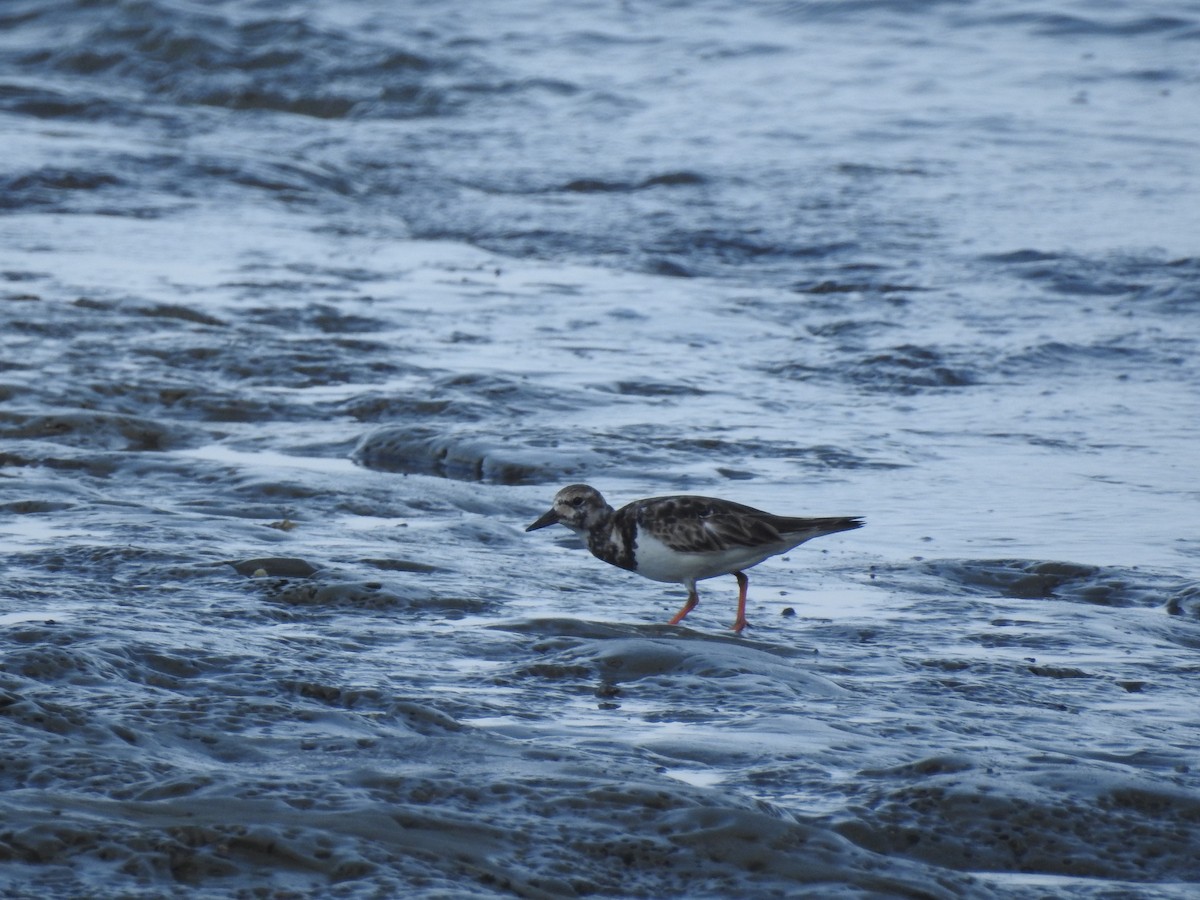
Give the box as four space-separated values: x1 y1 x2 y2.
635 497 784 553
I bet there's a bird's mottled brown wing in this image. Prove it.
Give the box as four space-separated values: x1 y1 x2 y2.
629 496 785 553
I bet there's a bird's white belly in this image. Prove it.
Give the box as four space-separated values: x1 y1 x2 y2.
632 530 779 584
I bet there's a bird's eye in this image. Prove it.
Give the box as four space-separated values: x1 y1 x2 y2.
571 497 584 508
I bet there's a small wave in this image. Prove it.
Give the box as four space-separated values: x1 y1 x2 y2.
13 1 450 121
979 249 1062 265
558 171 707 193
989 12 1199 39
983 250 1200 315
0 166 122 210
771 344 977 394
898 558 1185 609
500 629 849 699
839 762 1200 884
792 278 924 295
999 339 1160 379
259 577 490 618
0 410 207 452
354 426 600 485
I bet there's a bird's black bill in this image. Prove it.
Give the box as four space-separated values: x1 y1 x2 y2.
525 508 560 532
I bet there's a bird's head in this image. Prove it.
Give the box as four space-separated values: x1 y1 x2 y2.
526 484 613 535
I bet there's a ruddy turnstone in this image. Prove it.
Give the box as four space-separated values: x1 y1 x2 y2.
526 484 862 633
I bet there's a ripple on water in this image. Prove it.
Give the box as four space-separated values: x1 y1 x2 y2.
910 558 1182 607
354 425 600 485
0 411 207 452
765 343 979 394
835 763 1200 884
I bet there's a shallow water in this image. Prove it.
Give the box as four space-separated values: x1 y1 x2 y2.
2 1 1199 897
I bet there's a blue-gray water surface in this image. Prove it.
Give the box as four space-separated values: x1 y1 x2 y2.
2 1 1199 897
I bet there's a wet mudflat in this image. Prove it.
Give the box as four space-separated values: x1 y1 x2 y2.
2 1 1200 897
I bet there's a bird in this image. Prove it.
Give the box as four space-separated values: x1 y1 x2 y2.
525 484 862 633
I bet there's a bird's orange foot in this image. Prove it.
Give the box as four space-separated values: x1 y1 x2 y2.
731 619 748 634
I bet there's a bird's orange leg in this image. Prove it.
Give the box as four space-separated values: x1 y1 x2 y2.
668 588 699 625
731 571 749 634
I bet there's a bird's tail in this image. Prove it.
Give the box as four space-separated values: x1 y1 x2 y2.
779 516 864 542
